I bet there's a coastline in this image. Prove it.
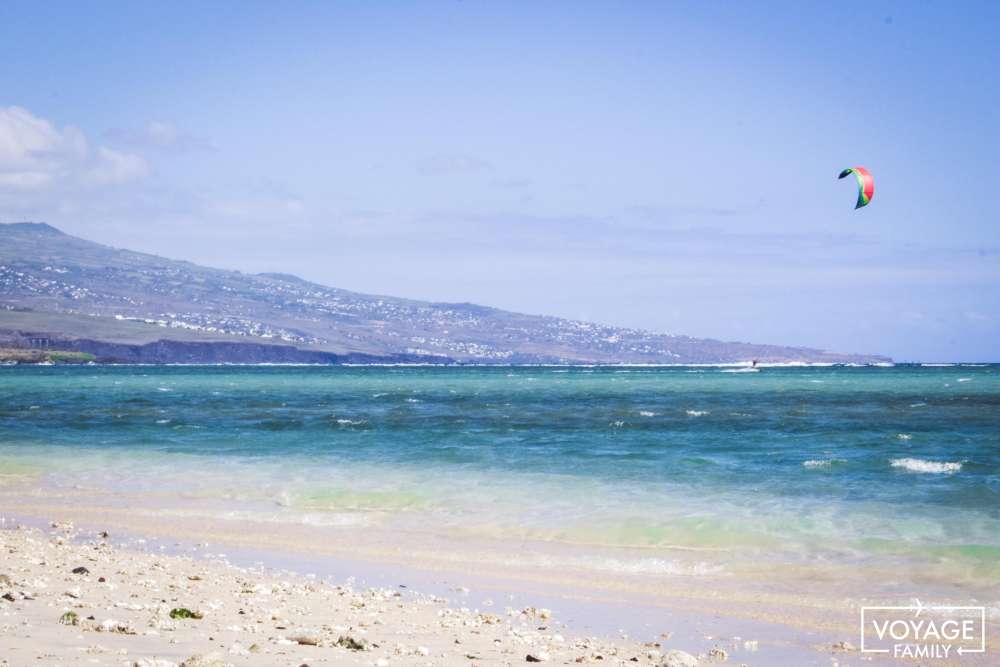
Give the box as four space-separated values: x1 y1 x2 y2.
4 501 993 666
2 365 998 665
0 518 763 667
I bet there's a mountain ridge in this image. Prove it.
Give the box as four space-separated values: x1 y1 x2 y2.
0 222 891 365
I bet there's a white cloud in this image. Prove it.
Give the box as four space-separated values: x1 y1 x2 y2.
87 146 149 185
0 106 147 191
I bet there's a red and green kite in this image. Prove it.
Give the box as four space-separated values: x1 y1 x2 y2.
838 166 875 209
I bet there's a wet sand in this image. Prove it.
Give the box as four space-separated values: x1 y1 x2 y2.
4 503 983 667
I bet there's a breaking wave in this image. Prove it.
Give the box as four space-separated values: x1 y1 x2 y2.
890 458 963 474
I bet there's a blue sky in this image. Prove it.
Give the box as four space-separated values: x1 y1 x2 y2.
1 1 997 361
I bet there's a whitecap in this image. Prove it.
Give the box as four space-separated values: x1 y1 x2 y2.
336 418 366 426
957 377 972 383
638 411 657 417
890 458 962 474
897 433 912 440
686 410 709 417
803 459 835 468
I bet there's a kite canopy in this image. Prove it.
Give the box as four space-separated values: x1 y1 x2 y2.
838 166 874 209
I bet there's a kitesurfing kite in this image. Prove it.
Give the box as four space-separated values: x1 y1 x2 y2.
838 166 874 209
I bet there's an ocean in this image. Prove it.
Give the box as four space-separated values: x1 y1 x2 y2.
1 364 998 603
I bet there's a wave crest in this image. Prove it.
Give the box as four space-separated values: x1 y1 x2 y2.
890 458 962 474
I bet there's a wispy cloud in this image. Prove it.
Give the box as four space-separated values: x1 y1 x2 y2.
105 121 213 153
624 201 764 220
494 178 532 189
415 153 492 175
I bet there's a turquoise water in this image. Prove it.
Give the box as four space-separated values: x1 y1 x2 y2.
1 365 998 587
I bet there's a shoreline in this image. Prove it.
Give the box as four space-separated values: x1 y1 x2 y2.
2 361 911 368
0 519 738 667
2 364 997 665
3 504 978 667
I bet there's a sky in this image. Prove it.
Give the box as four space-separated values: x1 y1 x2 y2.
0 1 997 361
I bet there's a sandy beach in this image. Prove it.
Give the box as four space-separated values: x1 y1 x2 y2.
1 521 698 667
4 509 989 667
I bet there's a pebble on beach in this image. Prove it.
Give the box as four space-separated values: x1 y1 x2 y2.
659 649 699 667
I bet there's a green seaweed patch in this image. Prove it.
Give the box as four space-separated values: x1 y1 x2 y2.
169 607 204 619
47 351 96 363
59 611 79 625
336 634 369 650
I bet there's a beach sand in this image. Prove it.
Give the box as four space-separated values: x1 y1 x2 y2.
0 521 725 667
1 502 994 667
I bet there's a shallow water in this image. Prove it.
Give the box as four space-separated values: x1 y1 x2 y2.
1 364 998 596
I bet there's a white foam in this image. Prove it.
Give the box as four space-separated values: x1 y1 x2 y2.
685 410 709 417
897 433 912 441
803 459 835 468
638 411 657 417
957 377 972 382
500 553 725 577
336 419 366 425
890 458 962 474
